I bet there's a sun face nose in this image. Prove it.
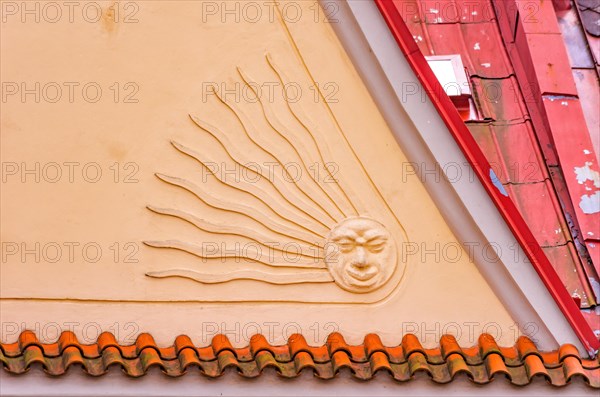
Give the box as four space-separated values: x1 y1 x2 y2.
351 247 369 270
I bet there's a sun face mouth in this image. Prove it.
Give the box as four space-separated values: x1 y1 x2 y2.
345 264 380 283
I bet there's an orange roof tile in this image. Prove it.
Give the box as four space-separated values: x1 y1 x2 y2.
1 331 599 387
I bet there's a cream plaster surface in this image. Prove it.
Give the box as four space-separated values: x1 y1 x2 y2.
1 1 517 346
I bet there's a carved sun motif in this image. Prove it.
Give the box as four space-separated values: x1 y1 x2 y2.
325 217 397 293
144 52 406 294
145 5 406 295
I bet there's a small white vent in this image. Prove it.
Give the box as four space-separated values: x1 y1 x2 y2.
425 55 480 121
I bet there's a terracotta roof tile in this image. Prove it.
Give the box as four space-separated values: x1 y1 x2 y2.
1 331 599 387
558 5 597 68
505 182 570 247
426 22 513 78
543 243 598 307
576 0 600 37
468 121 547 184
417 0 496 24
470 77 528 122
572 69 600 159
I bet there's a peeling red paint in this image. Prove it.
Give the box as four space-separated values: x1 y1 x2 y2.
375 0 600 354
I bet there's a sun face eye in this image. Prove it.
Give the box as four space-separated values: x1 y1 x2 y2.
366 238 387 253
333 238 356 253
368 243 385 253
338 244 355 253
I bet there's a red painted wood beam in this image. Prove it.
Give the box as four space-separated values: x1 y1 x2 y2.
552 0 572 11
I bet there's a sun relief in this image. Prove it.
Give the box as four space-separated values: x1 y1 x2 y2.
144 52 407 299
326 217 397 293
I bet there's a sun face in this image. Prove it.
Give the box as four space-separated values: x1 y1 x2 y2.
325 217 398 293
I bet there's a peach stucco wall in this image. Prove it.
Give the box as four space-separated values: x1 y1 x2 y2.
0 0 517 347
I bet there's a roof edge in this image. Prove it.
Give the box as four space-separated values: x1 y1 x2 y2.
2 330 599 387
372 0 599 356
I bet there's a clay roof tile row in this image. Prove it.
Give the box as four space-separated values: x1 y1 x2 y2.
1 331 599 387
